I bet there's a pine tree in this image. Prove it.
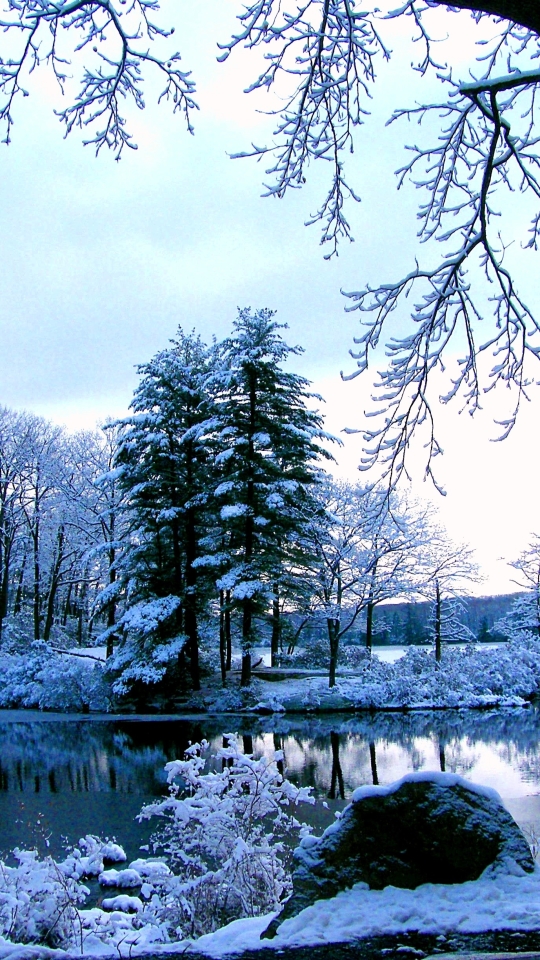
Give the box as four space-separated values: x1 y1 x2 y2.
112 330 216 696
211 308 334 685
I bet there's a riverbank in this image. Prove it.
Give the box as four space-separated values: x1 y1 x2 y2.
0 636 539 715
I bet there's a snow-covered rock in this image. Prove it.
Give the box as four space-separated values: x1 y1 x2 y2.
101 842 127 864
262 770 535 939
128 859 171 878
98 868 142 888
101 895 143 913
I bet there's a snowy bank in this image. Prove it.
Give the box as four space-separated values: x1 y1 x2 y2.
193 868 540 955
2 868 540 958
240 639 540 714
1 635 540 715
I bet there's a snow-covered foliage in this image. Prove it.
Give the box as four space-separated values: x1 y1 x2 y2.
0 849 88 948
497 537 540 644
0 836 132 950
138 735 314 938
0 743 317 951
252 637 540 712
0 642 111 711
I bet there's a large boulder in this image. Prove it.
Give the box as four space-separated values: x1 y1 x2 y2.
262 771 535 939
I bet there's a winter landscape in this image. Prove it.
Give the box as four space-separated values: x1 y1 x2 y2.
2 0 540 954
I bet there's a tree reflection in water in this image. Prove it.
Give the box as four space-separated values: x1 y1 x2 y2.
0 707 539 855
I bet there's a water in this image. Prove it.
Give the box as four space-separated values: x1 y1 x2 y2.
1 706 539 862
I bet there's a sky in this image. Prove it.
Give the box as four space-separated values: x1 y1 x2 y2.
0 0 539 594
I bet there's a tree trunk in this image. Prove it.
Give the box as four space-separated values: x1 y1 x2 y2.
184 505 200 691
431 0 540 36
365 558 378 656
435 578 442 663
219 590 227 686
240 371 257 687
43 526 64 642
32 523 40 642
13 549 26 616
0 530 13 640
287 616 309 655
327 618 339 688
77 569 89 646
271 584 280 667
365 600 375 657
62 581 73 626
225 590 232 671
106 543 117 657
241 602 252 686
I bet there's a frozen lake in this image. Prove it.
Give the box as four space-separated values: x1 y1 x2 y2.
0 705 538 861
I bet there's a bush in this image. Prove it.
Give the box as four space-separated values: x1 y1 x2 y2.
138 735 314 938
0 642 112 711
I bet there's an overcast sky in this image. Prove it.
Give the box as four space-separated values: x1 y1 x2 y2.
1 0 539 594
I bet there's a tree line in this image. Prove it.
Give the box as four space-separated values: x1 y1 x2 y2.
1 309 488 701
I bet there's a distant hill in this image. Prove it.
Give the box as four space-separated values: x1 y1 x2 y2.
369 594 521 646
282 593 523 647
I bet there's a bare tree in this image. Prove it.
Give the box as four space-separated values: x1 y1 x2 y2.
308 481 429 685
414 531 481 661
502 534 540 637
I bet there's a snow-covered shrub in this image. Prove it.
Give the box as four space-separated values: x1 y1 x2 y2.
138 735 314 938
0 849 88 948
0 643 112 711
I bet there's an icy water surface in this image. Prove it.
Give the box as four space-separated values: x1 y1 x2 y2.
0 707 539 860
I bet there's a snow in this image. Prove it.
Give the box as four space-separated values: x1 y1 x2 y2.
243 639 540 713
128 860 171 878
101 896 143 913
101 842 127 863
193 868 540 955
98 868 142 888
350 771 502 804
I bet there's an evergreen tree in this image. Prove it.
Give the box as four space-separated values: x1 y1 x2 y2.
211 308 334 685
112 330 216 696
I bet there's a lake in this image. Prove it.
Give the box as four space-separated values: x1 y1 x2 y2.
1 706 539 863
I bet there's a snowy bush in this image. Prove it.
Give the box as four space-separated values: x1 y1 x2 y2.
0 849 88 949
138 735 314 938
0 643 112 712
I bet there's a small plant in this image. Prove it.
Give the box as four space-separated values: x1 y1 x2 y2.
0 850 87 949
138 735 314 938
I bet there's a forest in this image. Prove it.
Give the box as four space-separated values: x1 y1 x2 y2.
1 309 538 709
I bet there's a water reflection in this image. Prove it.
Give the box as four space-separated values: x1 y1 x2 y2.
0 707 540 858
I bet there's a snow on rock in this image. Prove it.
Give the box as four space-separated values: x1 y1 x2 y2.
98 868 142 888
101 896 143 913
128 859 172 878
350 771 502 804
101 842 127 864
263 771 534 938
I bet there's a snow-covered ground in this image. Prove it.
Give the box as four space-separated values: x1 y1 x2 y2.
194 869 540 956
1 868 538 958
241 638 540 713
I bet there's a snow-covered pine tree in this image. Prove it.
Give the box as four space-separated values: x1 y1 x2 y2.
211 308 334 685
111 330 217 696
